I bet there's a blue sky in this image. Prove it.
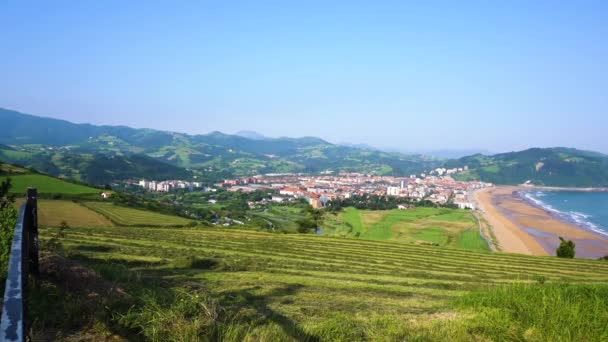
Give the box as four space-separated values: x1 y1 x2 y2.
1 1 607 153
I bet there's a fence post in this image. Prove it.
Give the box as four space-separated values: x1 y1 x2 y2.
25 189 39 284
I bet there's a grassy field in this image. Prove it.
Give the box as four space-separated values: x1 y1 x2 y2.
0 162 27 173
26 200 114 228
2 173 100 194
253 205 308 232
324 207 489 252
81 201 195 227
35 223 608 341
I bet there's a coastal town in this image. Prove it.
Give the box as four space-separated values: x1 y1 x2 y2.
217 168 492 209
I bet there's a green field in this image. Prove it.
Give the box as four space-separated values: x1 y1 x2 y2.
253 205 308 232
0 162 27 173
36 224 608 341
82 202 195 227
2 173 100 194
15 200 114 228
325 207 489 251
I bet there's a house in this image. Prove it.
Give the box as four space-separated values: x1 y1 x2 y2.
271 195 286 203
454 201 475 210
309 197 321 209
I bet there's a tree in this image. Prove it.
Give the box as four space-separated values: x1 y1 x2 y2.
556 237 575 258
297 205 326 234
296 218 316 233
0 178 17 279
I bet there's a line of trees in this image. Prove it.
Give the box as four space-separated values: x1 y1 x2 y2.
326 195 459 211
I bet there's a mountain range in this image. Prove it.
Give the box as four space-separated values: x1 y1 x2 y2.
0 108 439 184
1 107 607 187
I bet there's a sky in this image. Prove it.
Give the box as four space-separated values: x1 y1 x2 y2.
1 1 607 153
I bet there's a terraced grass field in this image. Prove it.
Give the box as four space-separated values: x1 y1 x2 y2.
39 224 608 341
82 202 195 227
2 173 100 194
324 207 489 251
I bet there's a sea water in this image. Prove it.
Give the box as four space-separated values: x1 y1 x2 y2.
522 190 608 237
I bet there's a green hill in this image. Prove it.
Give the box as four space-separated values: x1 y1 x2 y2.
0 108 439 179
0 144 193 185
3 173 100 195
447 147 608 187
4 108 608 187
35 223 608 340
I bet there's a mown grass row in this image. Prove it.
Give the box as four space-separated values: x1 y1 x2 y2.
36 224 608 341
59 238 607 287
61 226 608 276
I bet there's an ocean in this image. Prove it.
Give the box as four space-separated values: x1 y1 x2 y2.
522 190 608 237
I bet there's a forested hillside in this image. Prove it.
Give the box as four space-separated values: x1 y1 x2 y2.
447 148 608 187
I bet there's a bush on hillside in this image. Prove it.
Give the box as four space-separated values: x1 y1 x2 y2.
296 218 316 233
556 237 575 258
1 178 17 281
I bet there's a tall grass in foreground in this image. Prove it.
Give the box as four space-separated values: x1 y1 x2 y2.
455 282 608 341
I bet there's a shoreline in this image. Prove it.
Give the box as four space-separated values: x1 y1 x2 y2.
473 186 608 259
473 187 547 255
520 185 608 192
515 190 608 240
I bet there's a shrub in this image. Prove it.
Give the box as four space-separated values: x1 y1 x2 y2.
0 178 17 282
556 237 575 258
296 218 316 233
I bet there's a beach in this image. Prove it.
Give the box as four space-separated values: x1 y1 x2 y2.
474 186 608 258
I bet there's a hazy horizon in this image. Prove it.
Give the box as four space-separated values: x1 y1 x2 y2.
1 1 607 153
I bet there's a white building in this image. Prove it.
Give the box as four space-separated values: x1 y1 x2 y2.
271 195 286 203
387 186 401 196
455 201 475 210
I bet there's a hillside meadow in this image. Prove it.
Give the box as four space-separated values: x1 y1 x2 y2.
13 199 114 228
2 173 100 195
81 201 196 227
31 214 608 341
3 198 606 340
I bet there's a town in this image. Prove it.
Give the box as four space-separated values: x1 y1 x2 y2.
218 167 491 209
136 179 203 192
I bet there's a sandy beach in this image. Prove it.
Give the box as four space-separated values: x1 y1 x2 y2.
474 186 608 258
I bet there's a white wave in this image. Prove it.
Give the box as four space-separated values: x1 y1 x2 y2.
523 192 559 214
570 211 591 219
523 191 608 238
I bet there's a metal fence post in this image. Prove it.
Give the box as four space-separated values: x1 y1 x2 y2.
25 189 38 283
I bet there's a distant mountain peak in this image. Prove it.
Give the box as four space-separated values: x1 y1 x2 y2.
235 130 267 140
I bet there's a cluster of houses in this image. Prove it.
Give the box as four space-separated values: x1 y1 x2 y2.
219 170 491 209
137 179 203 192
